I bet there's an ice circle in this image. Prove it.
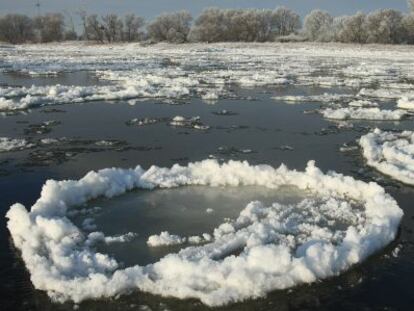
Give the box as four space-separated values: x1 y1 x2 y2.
6 160 403 306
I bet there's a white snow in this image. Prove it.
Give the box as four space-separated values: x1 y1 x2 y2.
0 137 34 152
397 97 414 110
348 100 378 107
147 231 186 247
2 42 414 111
6 159 403 306
360 129 414 185
321 107 407 121
87 232 137 245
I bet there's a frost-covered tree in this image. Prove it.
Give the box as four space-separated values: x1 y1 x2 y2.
189 7 300 42
147 11 192 43
101 14 123 42
409 0 414 12
0 14 34 44
123 14 145 42
34 13 65 42
272 7 301 36
364 9 404 44
303 10 334 41
337 12 367 43
402 13 414 43
188 8 225 42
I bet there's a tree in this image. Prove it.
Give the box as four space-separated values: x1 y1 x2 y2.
101 14 123 42
303 10 334 41
409 0 414 12
188 8 227 42
147 11 192 43
402 13 414 43
123 14 145 42
83 14 105 43
337 12 367 43
364 9 404 44
34 13 65 42
0 14 34 44
272 7 301 37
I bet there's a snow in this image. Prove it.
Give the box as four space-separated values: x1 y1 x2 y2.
397 97 414 110
0 137 34 152
360 129 414 185
87 232 137 245
348 100 378 107
1 42 414 112
147 231 186 247
169 115 210 130
321 107 407 121
6 159 403 306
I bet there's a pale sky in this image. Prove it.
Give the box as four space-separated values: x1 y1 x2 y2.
0 1 410 21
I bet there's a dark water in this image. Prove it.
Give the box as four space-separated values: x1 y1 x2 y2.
0 73 413 311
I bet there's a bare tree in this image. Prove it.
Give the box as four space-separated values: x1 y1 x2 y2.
101 14 123 42
303 10 334 41
0 14 34 44
63 11 78 41
83 14 105 43
272 7 301 37
147 11 192 43
34 13 65 42
364 9 404 44
123 14 145 42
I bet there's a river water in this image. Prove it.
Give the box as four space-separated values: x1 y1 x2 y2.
0 64 413 311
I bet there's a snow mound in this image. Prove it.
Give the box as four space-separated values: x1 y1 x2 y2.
6 160 402 306
321 107 407 121
360 129 414 185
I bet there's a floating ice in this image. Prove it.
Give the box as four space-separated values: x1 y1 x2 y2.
0 137 34 152
348 100 378 108
147 231 186 247
360 129 414 185
2 43 414 112
6 160 403 306
272 93 354 104
169 115 210 130
321 107 407 121
397 97 414 110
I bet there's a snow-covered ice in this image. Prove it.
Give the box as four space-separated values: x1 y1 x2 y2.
360 129 414 185
147 231 186 247
1 42 414 111
397 97 414 110
321 107 407 121
6 159 403 306
0 137 34 152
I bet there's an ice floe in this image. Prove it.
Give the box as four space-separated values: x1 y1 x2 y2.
360 129 414 185
147 231 186 247
6 159 403 306
397 97 414 110
0 137 34 152
321 107 407 121
1 42 414 112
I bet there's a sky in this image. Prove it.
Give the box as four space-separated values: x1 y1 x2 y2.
0 0 410 21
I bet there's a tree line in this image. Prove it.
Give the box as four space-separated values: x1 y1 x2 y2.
1 3 414 44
